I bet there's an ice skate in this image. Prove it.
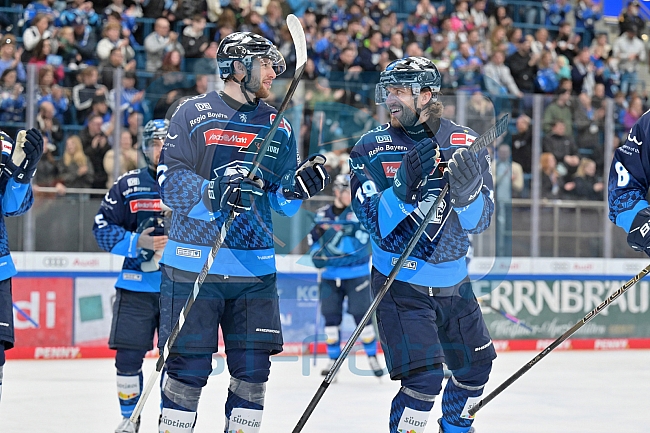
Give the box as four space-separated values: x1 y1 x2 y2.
115 416 140 433
368 355 385 377
438 418 474 433
321 358 335 376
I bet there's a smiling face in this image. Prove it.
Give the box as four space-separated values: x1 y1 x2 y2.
248 57 277 99
386 85 432 127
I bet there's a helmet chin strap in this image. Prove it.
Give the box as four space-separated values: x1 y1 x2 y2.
231 75 258 105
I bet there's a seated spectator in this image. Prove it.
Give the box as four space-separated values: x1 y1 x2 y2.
483 50 523 98
35 100 63 150
470 0 488 39
545 0 572 35
191 41 218 75
80 113 108 150
414 0 439 23
492 143 524 200
512 114 533 175
451 42 483 89
358 30 385 73
73 66 108 124
23 0 59 28
34 136 61 189
590 32 611 60
491 6 513 31
486 25 508 57
555 22 580 64
0 35 26 82
531 28 556 59
103 130 139 187
260 0 285 44
613 25 646 96
59 135 94 189
506 35 538 95
181 14 209 69
575 0 602 48
82 115 110 190
213 9 237 45
0 68 25 122
39 83 69 124
542 120 581 179
56 26 83 74
467 28 488 62
329 45 364 107
540 152 566 200
144 17 184 73
428 34 452 84
623 95 645 130
96 22 135 64
619 0 645 38
84 94 111 126
71 15 99 64
98 47 136 90
28 38 65 83
568 158 603 201
542 86 572 133
125 109 142 147
22 13 53 60
36 64 56 102
571 48 595 95
465 91 494 135
573 92 604 170
108 71 145 127
506 27 523 57
59 0 101 30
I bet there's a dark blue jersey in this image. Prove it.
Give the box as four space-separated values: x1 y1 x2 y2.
93 168 164 292
158 91 301 277
349 118 494 287
609 110 650 232
308 204 371 280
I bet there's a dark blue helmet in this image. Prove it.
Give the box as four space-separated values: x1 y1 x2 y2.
217 32 286 81
375 57 442 105
142 119 168 167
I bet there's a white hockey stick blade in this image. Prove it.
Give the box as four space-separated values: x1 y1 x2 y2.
287 14 307 73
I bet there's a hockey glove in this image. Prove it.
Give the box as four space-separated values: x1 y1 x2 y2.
444 148 483 208
282 154 330 200
393 137 440 204
203 173 265 214
627 206 650 257
3 129 44 184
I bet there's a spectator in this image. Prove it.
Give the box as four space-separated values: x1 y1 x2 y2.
73 66 108 124
569 158 603 201
492 143 524 255
0 68 25 123
96 21 135 64
483 50 523 98
512 113 533 175
34 136 61 188
144 17 184 73
56 26 82 73
85 93 111 126
575 0 602 48
23 0 58 28
213 9 237 45
414 0 439 23
35 100 63 150
590 32 611 60
506 27 523 57
260 0 285 44
80 112 108 150
540 152 564 199
82 114 110 190
428 34 452 85
103 130 139 187
0 35 25 83
491 5 513 30
505 35 538 95
404 41 424 58
108 71 145 127
222 0 247 28
465 91 494 135
35 65 56 102
98 47 136 90
357 30 385 73
329 45 364 106
452 41 483 89
191 41 218 75
486 25 508 57
407 16 435 50
555 22 580 63
619 0 645 37
623 95 645 130
531 27 555 59
467 28 488 62
545 0 571 35
450 0 472 34
571 47 595 96
573 92 604 170
71 15 99 64
125 109 142 147
542 120 580 178
543 86 572 133
27 38 65 83
314 26 350 77
592 82 606 110
39 83 69 124
180 14 209 68
386 32 404 61
470 0 488 39
59 135 94 189
613 25 646 96
174 0 207 24
22 14 54 58
59 0 101 29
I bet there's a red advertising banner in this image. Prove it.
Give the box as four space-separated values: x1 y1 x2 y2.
12 278 74 347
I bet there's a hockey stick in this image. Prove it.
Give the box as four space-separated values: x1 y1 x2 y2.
468 262 650 417
291 114 510 433
129 14 308 424
478 298 533 332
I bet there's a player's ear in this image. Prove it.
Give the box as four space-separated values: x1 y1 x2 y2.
420 88 432 106
233 60 247 77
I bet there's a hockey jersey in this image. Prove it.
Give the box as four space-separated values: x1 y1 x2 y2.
609 109 650 232
93 168 164 292
308 204 371 280
349 118 494 287
158 91 301 277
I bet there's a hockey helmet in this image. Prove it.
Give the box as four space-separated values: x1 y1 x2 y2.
333 173 350 191
142 119 168 167
375 56 441 105
217 32 286 82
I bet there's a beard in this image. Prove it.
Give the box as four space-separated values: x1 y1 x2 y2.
245 73 271 99
389 102 418 128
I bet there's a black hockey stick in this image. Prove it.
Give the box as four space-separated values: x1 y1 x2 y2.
291 114 510 433
129 14 308 424
468 261 650 417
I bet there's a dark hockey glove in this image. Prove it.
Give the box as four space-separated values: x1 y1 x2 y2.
393 137 440 204
282 154 330 199
3 129 44 184
444 147 483 208
203 173 265 214
627 207 650 257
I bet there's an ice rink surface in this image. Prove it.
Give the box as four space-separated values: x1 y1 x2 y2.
1 350 648 433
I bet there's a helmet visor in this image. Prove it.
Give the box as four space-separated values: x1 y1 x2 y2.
261 46 286 76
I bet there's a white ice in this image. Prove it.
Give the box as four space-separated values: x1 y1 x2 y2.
1 350 648 432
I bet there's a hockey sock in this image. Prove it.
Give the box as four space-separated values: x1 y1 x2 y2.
116 370 142 418
441 364 491 432
224 378 265 433
360 325 378 357
160 374 201 433
324 325 341 359
389 387 436 433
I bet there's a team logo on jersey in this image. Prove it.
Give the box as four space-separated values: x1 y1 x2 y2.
270 113 292 136
450 133 476 146
1 137 12 154
204 128 258 147
129 199 162 213
176 247 201 258
376 134 392 143
628 131 642 146
381 161 400 178
391 257 417 270
239 113 248 122
127 178 140 187
195 102 212 111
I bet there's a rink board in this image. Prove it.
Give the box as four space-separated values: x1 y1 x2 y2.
6 254 650 359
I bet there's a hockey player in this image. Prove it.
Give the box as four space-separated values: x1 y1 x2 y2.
308 174 384 377
0 128 43 402
348 57 496 433
608 111 650 256
92 119 169 433
156 32 329 432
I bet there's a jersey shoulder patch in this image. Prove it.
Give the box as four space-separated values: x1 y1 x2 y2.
438 118 478 148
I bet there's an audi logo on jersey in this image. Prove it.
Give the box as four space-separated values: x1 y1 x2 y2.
203 128 258 147
129 199 162 213
382 161 400 178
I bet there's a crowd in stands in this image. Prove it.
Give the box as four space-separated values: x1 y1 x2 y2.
0 0 645 203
